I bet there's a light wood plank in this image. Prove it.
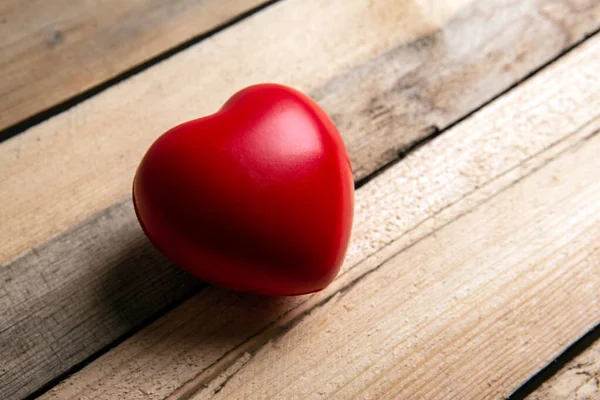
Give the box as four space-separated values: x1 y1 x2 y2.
0 0 271 131
2 0 600 265
526 333 600 400
41 33 600 400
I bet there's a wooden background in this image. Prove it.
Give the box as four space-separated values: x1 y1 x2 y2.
1 0 599 399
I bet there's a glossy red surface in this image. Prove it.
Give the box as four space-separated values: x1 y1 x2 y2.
133 84 354 296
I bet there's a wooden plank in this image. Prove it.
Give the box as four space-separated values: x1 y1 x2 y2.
525 332 600 400
2 0 600 265
0 0 271 132
0 202 203 400
40 33 600 400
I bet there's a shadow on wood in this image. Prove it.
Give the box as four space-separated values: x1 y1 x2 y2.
1 197 295 399
0 200 203 399
96 232 204 329
98 235 293 344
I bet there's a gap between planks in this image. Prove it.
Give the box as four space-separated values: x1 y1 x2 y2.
526 331 600 399
512 324 600 399
39 33 600 400
0 0 274 134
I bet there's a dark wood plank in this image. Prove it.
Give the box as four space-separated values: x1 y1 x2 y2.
314 0 600 179
0 0 271 132
0 200 203 400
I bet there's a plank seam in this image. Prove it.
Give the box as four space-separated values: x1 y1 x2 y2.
0 0 283 144
508 323 600 399
353 25 600 190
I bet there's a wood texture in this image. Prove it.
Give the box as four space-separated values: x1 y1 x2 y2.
526 333 600 400
0 202 203 400
0 0 271 131
40 33 600 400
2 0 600 265
1 1 477 397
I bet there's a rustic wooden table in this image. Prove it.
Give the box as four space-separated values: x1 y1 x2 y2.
1 1 599 399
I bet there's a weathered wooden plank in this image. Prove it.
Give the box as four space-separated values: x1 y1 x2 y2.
40 33 600 400
2 0 599 265
314 0 600 180
0 201 203 400
525 331 600 400
0 0 271 132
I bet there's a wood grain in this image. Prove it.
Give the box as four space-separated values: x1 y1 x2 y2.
0 202 203 400
3 0 600 265
40 33 600 400
313 0 600 180
0 0 271 131
526 332 600 400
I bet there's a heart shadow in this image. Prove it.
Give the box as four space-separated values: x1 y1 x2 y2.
94 223 298 389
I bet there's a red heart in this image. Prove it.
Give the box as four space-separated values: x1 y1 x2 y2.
133 84 354 296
